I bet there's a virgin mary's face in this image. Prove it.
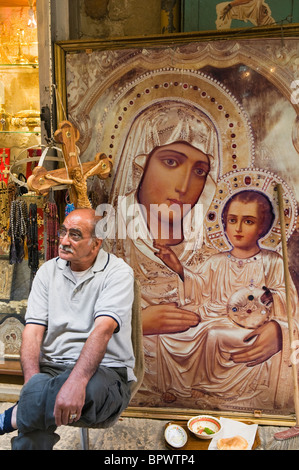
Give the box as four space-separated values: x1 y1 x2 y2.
137 142 210 225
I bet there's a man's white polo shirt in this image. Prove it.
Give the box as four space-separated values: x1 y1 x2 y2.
25 248 136 382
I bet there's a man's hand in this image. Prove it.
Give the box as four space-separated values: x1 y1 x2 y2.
231 320 282 367
53 377 85 426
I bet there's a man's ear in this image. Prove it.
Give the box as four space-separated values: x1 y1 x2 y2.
92 237 103 250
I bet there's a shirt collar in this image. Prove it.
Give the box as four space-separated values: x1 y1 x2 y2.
92 248 110 272
55 248 110 273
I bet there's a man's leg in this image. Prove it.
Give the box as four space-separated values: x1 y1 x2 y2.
71 366 132 428
0 404 17 435
1 364 131 450
11 366 72 450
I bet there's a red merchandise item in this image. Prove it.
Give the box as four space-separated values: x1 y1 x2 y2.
37 206 44 252
26 148 42 179
0 148 10 184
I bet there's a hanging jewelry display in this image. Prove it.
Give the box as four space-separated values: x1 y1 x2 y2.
28 203 39 283
8 199 28 264
0 180 9 228
0 149 12 254
44 199 59 260
0 180 9 252
7 181 17 207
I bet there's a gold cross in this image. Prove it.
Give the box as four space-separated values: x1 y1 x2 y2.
1 167 10 179
0 148 8 164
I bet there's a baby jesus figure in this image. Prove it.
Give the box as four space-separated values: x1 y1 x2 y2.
152 190 299 410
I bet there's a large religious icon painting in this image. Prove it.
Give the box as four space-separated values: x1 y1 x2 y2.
57 29 299 421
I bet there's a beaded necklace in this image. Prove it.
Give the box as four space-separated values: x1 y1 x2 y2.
8 199 28 264
227 251 261 268
0 180 9 229
28 203 39 283
44 201 59 260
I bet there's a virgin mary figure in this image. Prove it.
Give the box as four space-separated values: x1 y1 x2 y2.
105 99 220 406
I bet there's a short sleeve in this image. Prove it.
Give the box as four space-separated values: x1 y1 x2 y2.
25 265 49 326
94 264 134 333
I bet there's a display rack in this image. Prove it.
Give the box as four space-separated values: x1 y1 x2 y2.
0 2 40 388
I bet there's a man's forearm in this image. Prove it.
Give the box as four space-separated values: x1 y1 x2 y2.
21 341 41 383
67 317 116 386
20 324 46 383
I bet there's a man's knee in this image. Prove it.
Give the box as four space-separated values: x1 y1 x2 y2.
21 372 51 394
17 369 71 433
81 367 131 426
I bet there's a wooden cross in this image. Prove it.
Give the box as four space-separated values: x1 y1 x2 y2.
27 121 112 208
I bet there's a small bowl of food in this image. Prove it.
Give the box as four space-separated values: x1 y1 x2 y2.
187 415 221 440
164 423 188 448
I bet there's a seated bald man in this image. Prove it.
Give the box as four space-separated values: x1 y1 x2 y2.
0 208 135 450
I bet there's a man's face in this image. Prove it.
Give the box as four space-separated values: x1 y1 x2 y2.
138 142 210 226
58 211 102 270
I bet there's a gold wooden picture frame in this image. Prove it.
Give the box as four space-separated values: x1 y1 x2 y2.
54 24 299 425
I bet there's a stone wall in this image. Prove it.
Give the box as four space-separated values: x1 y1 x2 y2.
80 0 162 38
